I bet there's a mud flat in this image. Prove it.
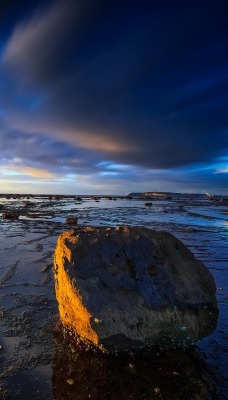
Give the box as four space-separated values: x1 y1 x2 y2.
0 193 227 399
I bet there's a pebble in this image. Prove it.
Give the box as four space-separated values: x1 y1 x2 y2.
66 378 74 385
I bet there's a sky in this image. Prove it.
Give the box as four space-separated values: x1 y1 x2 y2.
0 0 227 195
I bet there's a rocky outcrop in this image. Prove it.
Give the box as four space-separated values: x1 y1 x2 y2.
2 211 20 219
54 226 218 352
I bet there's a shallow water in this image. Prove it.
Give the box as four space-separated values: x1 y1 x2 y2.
0 193 227 399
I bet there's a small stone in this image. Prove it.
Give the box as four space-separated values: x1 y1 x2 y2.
154 387 160 393
147 265 158 276
180 326 187 331
66 217 78 225
2 211 20 219
66 379 74 385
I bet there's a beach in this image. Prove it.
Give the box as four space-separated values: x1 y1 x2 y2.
0 193 227 399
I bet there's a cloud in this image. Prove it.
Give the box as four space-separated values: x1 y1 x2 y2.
0 0 228 194
2 0 103 86
0 163 57 179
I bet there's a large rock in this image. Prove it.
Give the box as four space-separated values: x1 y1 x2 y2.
53 226 218 351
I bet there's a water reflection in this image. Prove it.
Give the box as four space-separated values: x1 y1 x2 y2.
52 331 216 400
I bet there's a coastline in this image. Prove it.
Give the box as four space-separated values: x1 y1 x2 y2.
0 193 227 399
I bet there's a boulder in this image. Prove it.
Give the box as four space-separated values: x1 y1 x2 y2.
54 226 218 352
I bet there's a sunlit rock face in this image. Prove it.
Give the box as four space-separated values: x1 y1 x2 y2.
53 226 218 351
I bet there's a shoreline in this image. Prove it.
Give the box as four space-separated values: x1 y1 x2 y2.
0 194 227 399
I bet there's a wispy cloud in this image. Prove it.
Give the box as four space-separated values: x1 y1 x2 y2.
0 162 58 179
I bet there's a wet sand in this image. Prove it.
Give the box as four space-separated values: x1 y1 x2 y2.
0 194 227 399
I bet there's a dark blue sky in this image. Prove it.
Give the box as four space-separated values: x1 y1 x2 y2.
0 0 227 194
